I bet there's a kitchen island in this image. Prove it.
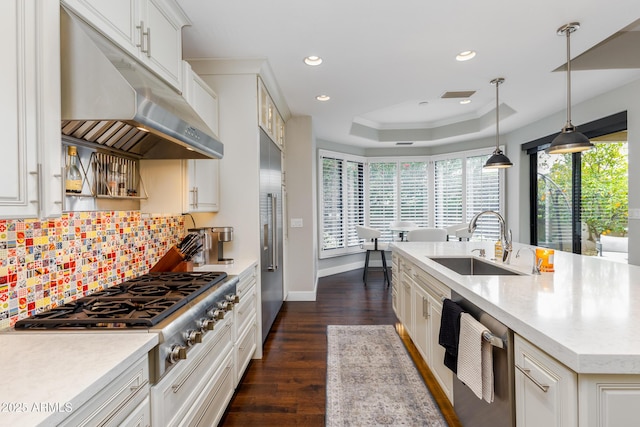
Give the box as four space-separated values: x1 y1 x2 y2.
391 240 640 426
391 240 640 374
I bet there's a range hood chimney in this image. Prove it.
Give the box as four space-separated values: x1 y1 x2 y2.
60 7 223 159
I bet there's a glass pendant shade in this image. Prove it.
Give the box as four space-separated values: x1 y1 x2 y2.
484 77 512 169
547 22 594 155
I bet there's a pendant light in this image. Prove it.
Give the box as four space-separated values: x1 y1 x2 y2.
547 22 594 154
484 77 513 169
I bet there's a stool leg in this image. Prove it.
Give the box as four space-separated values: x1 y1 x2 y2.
363 250 370 286
381 250 390 287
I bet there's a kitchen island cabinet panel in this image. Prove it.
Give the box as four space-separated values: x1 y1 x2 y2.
578 374 640 427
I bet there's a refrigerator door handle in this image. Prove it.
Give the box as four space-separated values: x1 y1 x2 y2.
267 193 278 271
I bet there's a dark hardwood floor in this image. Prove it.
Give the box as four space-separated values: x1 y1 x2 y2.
219 268 461 426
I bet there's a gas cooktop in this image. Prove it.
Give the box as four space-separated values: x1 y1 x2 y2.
14 271 228 329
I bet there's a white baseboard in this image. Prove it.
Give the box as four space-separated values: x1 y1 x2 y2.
286 290 317 301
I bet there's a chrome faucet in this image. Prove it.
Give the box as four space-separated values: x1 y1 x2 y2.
468 210 513 264
516 247 542 275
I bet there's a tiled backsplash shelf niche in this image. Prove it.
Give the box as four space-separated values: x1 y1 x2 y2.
0 211 184 329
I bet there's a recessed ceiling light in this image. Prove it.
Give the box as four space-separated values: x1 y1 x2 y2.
304 56 323 66
396 142 414 146
456 50 476 61
460 99 472 105
316 95 330 101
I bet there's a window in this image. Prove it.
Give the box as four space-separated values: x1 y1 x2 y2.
319 151 364 257
318 148 504 258
524 112 628 260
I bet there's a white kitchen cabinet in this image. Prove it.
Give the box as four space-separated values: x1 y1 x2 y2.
61 0 187 90
139 158 219 214
234 264 258 386
514 334 578 427
59 355 150 427
400 266 413 334
258 76 285 149
0 0 62 219
151 315 233 426
183 61 220 137
391 253 400 316
579 374 640 427
185 159 220 213
409 264 453 401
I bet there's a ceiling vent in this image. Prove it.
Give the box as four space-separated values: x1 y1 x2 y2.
441 90 476 99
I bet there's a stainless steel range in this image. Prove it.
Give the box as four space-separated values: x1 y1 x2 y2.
15 271 239 384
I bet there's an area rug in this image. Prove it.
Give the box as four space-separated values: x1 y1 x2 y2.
326 324 447 426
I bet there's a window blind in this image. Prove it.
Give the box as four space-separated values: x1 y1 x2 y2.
368 162 398 240
400 161 429 227
466 154 501 241
434 158 463 229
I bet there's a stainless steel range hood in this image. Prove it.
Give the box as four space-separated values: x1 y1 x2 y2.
60 8 223 159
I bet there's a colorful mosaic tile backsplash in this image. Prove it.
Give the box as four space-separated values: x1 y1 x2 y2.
0 211 184 330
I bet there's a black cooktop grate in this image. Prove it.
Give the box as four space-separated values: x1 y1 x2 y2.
14 271 228 329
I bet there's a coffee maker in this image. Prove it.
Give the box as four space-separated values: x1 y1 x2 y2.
188 227 234 266
210 227 234 264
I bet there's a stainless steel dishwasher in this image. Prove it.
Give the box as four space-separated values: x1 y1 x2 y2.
451 290 515 427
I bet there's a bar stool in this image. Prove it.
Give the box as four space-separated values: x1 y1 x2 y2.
356 225 390 287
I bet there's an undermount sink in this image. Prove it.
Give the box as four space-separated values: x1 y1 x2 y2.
428 256 524 276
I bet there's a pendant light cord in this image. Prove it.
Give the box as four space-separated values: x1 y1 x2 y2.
565 27 573 128
495 79 500 149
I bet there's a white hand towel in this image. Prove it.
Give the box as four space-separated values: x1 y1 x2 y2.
457 312 494 403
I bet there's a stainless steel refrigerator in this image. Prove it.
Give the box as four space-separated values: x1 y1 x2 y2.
259 129 284 343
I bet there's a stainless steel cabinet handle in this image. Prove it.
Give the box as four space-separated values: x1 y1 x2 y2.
145 26 151 57
136 21 146 51
516 364 549 392
30 165 42 216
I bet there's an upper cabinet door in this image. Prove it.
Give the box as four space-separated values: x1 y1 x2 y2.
183 61 220 137
0 0 62 219
61 0 139 53
61 0 187 90
142 0 183 89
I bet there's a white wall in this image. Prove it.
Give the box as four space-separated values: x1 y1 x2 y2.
283 116 318 300
504 77 640 265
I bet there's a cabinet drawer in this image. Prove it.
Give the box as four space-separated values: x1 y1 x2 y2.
235 288 256 339
151 318 233 426
237 265 257 298
119 395 151 427
514 335 577 427
411 266 450 301
181 352 235 427
59 355 149 427
235 322 257 386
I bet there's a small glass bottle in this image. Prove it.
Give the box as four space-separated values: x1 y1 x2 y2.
118 163 127 197
494 240 503 260
65 146 82 194
107 162 118 196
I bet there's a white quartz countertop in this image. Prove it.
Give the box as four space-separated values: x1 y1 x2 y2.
391 241 640 374
193 258 257 276
0 332 158 426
